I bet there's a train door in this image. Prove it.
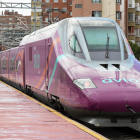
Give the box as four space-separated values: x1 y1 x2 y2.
45 38 52 92
7 51 10 80
22 47 25 88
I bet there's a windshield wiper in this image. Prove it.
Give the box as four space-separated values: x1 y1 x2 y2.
105 33 110 59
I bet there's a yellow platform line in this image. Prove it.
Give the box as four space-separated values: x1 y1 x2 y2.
0 80 109 140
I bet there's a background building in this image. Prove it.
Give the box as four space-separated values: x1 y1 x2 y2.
0 10 31 27
0 10 31 50
128 0 140 46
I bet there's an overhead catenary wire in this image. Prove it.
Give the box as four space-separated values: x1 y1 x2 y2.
41 0 74 22
106 10 126 18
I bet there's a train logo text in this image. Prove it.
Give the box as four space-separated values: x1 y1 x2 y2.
102 78 139 83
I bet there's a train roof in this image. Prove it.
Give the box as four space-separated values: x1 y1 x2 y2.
71 17 115 22
19 17 116 46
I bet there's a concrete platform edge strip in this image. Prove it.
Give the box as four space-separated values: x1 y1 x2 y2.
0 80 109 140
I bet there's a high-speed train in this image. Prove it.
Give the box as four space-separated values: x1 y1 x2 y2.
0 17 140 127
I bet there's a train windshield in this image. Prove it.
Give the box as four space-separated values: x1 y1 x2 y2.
79 20 120 52
82 27 120 51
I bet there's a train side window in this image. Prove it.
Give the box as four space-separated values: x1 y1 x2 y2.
69 35 82 53
10 60 18 71
29 47 32 61
2 60 7 70
15 60 18 71
123 39 128 59
10 60 15 71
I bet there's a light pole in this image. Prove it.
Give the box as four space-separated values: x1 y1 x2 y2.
33 0 36 31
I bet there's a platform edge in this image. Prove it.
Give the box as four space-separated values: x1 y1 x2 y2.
0 80 109 140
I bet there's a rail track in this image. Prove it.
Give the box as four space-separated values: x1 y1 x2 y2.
83 122 140 140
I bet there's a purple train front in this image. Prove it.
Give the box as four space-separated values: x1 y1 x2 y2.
0 17 140 127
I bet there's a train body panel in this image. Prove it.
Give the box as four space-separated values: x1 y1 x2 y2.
1 46 25 89
24 29 59 98
1 50 9 81
59 60 140 126
25 39 46 90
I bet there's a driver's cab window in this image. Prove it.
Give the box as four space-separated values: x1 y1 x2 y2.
69 35 81 53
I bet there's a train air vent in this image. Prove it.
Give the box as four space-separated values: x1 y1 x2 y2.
100 64 108 69
131 118 137 123
112 64 120 69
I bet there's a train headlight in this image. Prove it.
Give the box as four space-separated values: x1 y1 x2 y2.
73 79 96 90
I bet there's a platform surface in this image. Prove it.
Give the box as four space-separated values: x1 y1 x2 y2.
0 82 100 140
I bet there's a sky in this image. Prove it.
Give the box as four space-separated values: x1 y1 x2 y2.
0 0 31 16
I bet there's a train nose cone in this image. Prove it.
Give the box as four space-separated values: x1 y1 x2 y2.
127 92 140 116
98 91 127 116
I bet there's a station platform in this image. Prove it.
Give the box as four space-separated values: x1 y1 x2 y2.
0 81 108 140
